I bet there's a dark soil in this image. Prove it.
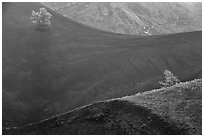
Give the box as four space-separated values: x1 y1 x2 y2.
2 2 202 128
2 100 188 135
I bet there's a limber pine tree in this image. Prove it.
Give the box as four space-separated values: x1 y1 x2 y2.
30 8 52 31
159 70 180 87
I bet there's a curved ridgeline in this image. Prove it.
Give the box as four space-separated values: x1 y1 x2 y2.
3 79 202 135
2 2 202 128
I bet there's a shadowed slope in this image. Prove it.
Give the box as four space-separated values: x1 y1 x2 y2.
2 2 202 127
2 100 187 135
3 79 201 135
123 79 202 134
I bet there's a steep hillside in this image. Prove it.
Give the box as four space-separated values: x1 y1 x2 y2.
122 79 202 134
42 2 202 35
2 2 202 127
3 79 202 135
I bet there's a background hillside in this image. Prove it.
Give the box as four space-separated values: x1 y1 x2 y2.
3 79 202 135
42 2 202 35
2 2 202 128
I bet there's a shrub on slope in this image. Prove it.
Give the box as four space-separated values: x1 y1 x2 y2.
159 70 180 87
123 79 202 134
31 8 52 31
3 79 201 135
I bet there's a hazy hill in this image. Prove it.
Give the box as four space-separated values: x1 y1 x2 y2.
2 2 202 128
42 2 202 35
3 79 202 135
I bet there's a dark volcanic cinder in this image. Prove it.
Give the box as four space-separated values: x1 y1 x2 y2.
2 2 202 135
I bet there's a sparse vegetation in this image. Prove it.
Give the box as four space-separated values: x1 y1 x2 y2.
3 79 202 135
30 8 52 31
159 70 180 87
3 3 202 135
123 79 202 135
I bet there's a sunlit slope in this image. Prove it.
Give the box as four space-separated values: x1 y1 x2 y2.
122 79 202 134
3 79 201 135
2 2 202 127
42 2 202 35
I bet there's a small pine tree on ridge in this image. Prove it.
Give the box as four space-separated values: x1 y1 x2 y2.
159 70 180 87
